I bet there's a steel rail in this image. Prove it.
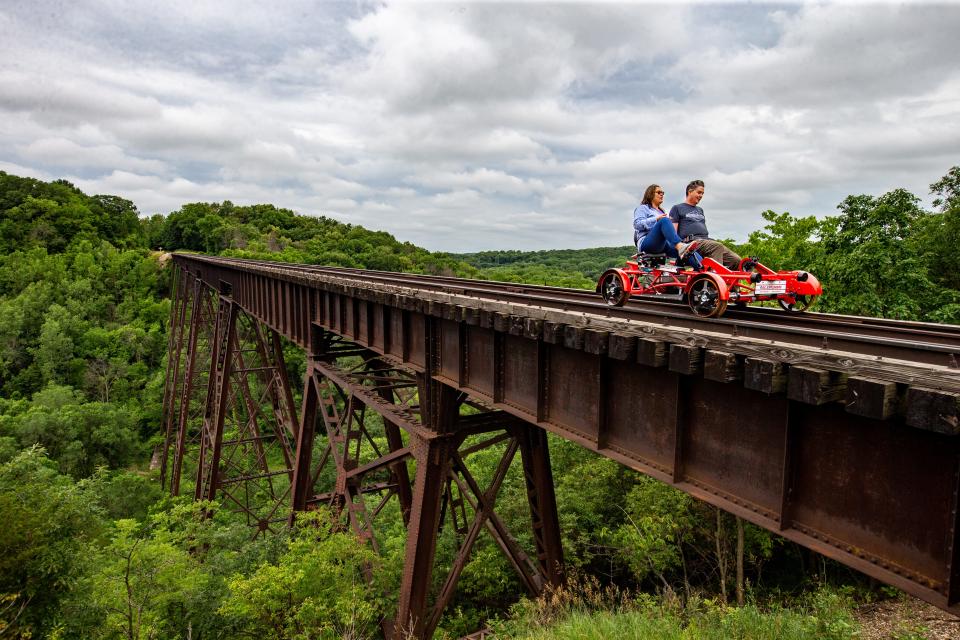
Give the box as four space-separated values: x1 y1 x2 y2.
187 255 960 367
208 255 960 338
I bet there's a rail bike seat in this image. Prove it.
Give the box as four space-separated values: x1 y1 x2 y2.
637 252 668 267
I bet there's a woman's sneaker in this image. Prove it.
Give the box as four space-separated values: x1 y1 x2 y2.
678 240 700 260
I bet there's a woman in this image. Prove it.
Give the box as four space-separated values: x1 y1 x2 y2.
633 184 700 265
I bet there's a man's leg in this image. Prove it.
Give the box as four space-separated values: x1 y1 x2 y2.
697 239 741 270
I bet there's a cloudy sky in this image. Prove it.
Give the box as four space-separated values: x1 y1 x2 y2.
1 1 959 252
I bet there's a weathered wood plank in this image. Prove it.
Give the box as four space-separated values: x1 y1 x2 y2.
479 310 495 329
669 344 702 375
704 350 743 383
788 366 848 405
563 325 585 350
745 358 786 394
543 321 564 345
846 377 899 420
509 315 526 337
905 387 960 435
637 338 667 368
523 318 543 340
584 329 609 355
608 333 636 361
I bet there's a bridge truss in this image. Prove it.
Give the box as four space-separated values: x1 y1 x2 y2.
161 261 563 639
161 254 960 638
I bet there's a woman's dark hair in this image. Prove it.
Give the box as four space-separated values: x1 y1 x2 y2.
641 184 660 206
686 179 705 195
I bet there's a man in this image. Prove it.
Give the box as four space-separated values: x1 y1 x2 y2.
668 179 742 270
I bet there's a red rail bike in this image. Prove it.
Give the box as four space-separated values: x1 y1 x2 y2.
596 253 822 318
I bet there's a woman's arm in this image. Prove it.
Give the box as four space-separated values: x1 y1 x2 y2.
633 205 659 233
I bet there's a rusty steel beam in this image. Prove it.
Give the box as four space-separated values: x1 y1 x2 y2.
519 424 565 585
160 264 189 489
196 298 238 501
166 290 303 533
396 434 455 638
425 437 521 638
167 254 960 632
170 279 214 496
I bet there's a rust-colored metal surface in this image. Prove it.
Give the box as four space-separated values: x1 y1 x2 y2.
162 254 960 638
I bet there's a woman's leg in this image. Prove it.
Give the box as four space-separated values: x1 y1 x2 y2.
653 217 684 245
640 217 683 257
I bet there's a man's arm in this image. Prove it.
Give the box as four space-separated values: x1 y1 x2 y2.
668 205 681 234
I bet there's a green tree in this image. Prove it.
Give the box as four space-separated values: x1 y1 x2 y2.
924 167 960 295
219 512 382 640
818 189 939 319
0 448 104 638
82 519 210 640
5 386 141 478
930 166 960 212
735 210 824 272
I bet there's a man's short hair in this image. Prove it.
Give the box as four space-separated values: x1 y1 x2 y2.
686 179 705 195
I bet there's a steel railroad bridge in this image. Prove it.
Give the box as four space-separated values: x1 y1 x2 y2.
161 254 960 639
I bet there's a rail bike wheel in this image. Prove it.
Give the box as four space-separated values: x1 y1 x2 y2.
778 294 812 312
688 277 727 318
600 272 628 306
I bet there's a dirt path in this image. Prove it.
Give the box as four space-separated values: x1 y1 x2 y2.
855 596 960 639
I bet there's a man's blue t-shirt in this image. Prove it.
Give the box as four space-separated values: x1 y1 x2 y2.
669 203 710 240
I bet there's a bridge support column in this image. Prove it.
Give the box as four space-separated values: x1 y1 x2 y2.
396 433 456 638
160 264 189 490
195 297 237 501
170 279 215 496
289 367 320 519
519 424 565 586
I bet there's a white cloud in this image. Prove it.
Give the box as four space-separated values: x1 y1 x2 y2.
20 137 168 174
409 168 544 197
0 1 958 252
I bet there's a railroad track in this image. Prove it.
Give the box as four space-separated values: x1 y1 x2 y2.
190 255 960 368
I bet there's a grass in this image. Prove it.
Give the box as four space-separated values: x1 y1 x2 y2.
484 578 860 640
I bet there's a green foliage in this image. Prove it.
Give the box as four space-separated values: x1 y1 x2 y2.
817 189 941 319
0 385 143 478
81 518 212 640
82 469 164 521
456 246 633 287
0 448 105 638
608 478 698 587
735 211 823 273
155 200 478 277
0 243 167 400
549 438 637 570
930 166 960 212
0 173 143 253
219 511 382 640
491 585 858 640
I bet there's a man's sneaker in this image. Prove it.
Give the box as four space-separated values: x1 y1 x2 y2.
678 240 700 260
